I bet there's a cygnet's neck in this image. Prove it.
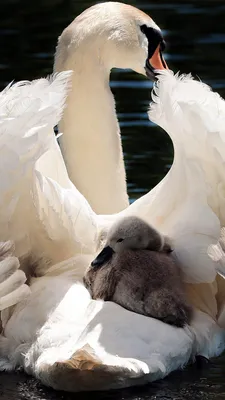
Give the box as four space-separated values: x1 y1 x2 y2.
55 46 129 215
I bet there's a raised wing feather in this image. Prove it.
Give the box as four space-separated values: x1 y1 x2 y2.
0 72 98 266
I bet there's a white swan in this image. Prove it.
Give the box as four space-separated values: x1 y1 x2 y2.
0 1 225 392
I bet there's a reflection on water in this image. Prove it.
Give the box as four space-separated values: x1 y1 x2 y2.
1 353 225 400
1 0 225 398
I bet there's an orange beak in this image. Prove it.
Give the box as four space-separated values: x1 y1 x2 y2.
150 44 168 70
146 44 168 80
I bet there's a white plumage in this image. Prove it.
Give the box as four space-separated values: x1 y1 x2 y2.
0 69 224 391
0 72 98 267
0 0 225 391
0 241 30 313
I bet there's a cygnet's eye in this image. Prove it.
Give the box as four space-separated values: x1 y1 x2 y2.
117 238 124 243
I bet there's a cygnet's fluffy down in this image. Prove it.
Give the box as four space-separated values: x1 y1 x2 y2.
84 216 192 328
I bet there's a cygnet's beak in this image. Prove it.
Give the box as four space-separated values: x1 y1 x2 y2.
91 246 114 268
145 44 168 81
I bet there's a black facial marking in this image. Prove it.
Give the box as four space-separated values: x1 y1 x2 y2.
91 246 114 268
140 25 166 59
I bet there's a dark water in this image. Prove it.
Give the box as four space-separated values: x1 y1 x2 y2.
1 0 225 398
1 355 225 400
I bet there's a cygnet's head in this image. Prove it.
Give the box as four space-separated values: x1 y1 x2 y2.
56 2 168 79
91 216 172 267
108 216 164 252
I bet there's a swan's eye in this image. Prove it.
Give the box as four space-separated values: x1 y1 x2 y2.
117 238 124 243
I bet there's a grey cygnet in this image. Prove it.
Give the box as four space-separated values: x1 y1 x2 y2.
84 216 192 328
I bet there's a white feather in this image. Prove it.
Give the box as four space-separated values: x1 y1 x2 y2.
0 243 30 311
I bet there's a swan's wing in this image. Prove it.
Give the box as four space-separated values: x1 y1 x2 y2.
33 73 74 189
0 72 98 266
0 242 30 311
160 73 225 283
31 171 98 269
0 73 77 309
106 71 225 284
208 228 225 279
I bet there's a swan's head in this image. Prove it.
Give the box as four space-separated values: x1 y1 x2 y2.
59 2 168 79
91 216 172 267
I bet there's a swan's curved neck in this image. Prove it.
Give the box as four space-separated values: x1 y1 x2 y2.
55 46 129 215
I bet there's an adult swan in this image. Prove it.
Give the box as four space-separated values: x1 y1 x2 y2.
0 2 225 392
